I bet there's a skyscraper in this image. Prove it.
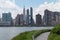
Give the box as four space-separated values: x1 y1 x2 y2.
23 7 34 26
20 14 24 25
15 14 24 26
43 9 60 26
2 12 12 26
29 7 34 26
43 9 54 26
23 6 26 25
26 9 29 25
36 14 42 26
15 14 20 26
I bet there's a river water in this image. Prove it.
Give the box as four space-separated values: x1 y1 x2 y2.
0 27 53 40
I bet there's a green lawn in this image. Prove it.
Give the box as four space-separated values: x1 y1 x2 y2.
12 29 51 40
48 25 60 40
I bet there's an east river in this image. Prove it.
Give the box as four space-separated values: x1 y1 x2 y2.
0 27 53 40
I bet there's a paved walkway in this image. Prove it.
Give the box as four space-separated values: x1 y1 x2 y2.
35 32 50 40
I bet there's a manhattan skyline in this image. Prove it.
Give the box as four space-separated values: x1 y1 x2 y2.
0 0 60 20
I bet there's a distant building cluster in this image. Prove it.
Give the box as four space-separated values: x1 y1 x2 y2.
0 7 60 26
43 9 60 26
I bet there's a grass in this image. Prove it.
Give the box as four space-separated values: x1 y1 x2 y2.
12 29 51 40
48 25 60 40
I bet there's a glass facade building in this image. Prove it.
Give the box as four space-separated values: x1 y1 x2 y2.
2 12 12 25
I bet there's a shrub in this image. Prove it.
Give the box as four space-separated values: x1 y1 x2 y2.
52 25 60 34
48 25 60 40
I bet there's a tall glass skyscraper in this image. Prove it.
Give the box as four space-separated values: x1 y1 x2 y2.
23 7 34 26
26 9 29 25
2 12 12 26
29 7 34 26
23 6 26 25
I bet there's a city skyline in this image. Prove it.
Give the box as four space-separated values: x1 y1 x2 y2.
1 9 60 26
0 0 60 20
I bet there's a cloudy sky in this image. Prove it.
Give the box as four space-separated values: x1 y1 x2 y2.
0 0 60 20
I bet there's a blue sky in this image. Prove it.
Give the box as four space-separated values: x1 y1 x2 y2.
15 0 57 8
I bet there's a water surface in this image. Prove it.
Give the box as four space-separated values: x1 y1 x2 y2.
0 27 53 40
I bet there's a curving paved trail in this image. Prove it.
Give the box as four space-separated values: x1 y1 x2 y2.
35 32 50 40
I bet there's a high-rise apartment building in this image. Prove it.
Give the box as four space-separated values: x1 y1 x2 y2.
43 9 60 26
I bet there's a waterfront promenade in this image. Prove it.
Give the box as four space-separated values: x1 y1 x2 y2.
35 32 50 40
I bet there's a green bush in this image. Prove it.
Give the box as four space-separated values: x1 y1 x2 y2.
48 25 60 40
52 25 60 34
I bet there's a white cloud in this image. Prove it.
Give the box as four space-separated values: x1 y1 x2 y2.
33 1 60 21
0 0 23 18
0 0 60 21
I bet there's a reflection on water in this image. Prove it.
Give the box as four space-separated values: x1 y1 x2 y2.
0 27 53 40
